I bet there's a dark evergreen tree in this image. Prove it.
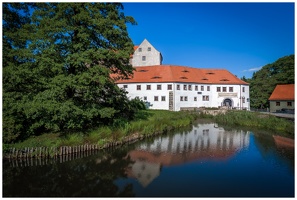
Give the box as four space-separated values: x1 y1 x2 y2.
3 3 141 143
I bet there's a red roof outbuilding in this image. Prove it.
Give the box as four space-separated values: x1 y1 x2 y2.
268 84 295 101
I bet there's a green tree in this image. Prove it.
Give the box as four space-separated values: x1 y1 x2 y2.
3 3 141 143
248 55 294 108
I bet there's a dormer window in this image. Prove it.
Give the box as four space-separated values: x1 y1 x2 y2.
206 71 215 75
152 76 161 79
182 70 189 73
148 47 151 51
139 69 148 72
138 48 142 52
220 78 229 82
180 76 188 79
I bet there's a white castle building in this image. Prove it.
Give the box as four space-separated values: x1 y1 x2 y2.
115 39 250 111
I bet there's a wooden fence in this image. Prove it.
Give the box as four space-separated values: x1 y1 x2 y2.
3 132 149 168
7 147 100 168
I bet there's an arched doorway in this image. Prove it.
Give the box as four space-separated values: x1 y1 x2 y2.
223 98 232 108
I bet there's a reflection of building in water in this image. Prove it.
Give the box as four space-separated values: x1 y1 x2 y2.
138 123 249 154
273 135 294 149
126 161 161 187
126 123 250 187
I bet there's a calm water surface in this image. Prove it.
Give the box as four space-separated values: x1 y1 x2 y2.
3 120 294 197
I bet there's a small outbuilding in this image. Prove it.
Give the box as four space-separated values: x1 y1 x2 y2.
268 84 294 113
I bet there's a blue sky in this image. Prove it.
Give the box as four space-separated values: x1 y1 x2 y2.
122 2 294 78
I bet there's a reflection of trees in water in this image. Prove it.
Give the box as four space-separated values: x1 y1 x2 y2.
3 148 135 197
252 132 294 173
3 124 199 197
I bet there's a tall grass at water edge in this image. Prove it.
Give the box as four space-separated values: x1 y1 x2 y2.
213 111 294 135
111 110 199 138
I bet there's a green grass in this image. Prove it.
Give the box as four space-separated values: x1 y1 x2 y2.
7 133 62 149
213 110 294 135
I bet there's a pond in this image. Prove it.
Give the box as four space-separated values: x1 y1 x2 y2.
3 120 294 197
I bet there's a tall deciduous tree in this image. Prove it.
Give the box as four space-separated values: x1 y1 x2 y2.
248 55 294 109
3 3 140 143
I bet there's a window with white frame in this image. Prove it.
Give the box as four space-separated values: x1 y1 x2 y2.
161 96 166 101
203 95 209 101
137 85 141 90
157 85 162 90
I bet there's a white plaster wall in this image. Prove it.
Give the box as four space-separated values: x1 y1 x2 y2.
118 83 171 110
132 39 162 67
117 82 250 111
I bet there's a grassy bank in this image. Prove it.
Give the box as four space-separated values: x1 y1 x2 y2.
213 110 294 136
4 110 294 153
3 110 201 152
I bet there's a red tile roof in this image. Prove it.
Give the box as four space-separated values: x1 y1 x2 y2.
269 84 295 101
114 65 248 85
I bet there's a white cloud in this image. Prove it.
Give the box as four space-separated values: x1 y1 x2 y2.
243 66 262 72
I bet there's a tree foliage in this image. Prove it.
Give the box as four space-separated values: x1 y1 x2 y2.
3 3 144 143
244 55 294 108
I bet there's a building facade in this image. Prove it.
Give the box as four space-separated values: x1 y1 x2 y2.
116 65 250 111
130 39 163 67
116 39 250 111
269 84 294 113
